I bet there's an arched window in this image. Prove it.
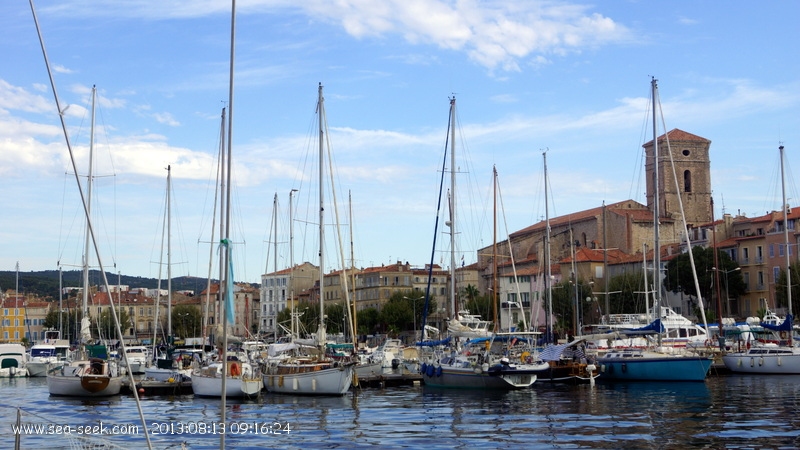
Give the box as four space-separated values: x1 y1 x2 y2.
683 170 692 193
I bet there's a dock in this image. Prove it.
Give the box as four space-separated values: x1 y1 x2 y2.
357 372 423 388
122 378 193 396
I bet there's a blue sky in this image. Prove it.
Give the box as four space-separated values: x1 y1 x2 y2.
1 1 798 284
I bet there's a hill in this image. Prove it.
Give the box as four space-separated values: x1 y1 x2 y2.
0 270 237 300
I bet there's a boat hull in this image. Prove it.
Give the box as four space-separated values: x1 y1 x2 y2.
264 363 355 396
47 374 122 397
721 347 800 374
191 361 260 398
421 364 536 389
191 373 261 398
599 355 712 381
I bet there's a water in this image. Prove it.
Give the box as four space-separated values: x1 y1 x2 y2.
2 375 800 449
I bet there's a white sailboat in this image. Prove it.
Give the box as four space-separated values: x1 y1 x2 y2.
47 86 122 396
722 144 800 374
144 166 197 382
262 83 356 396
191 108 261 398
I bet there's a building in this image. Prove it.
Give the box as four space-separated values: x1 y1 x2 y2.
260 262 319 337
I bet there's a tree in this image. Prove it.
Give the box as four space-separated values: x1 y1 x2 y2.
95 308 133 339
356 308 379 335
324 302 346 334
172 304 202 339
663 246 745 307
43 309 81 343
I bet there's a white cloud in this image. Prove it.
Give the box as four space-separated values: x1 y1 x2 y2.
153 112 181 127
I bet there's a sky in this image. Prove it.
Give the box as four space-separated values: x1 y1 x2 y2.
1 1 799 286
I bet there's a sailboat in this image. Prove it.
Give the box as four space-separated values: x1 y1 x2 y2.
47 86 123 396
191 107 262 398
419 97 546 390
144 166 197 383
262 83 356 396
596 78 713 382
722 145 800 374
524 156 600 384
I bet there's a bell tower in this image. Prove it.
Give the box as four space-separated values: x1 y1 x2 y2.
644 129 712 227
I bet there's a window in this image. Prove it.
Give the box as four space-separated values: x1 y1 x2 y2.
770 244 775 258
683 170 692 193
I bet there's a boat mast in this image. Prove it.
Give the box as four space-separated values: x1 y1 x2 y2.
289 188 297 338
317 82 327 347
543 150 552 344
780 144 793 337
492 166 498 330
449 96 457 320
167 165 172 343
220 0 236 444
651 77 662 347
80 86 97 346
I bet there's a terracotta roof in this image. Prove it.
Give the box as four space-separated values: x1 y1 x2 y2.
511 199 651 238
643 128 710 146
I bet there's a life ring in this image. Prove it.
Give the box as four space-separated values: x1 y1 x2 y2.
229 362 241 377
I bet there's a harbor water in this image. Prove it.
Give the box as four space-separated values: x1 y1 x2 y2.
2 374 800 449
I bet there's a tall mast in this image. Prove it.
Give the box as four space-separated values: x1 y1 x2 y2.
780 145 792 321
492 165 498 330
449 96 457 319
220 0 236 443
317 82 326 346
651 78 661 310
80 86 97 344
289 188 297 337
83 86 97 316
166 165 172 341
543 150 552 343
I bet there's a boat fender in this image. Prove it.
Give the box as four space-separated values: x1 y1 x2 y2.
436 366 443 377
778 357 782 366
426 364 435 378
758 357 764 367
421 363 428 374
229 362 241 377
621 363 627 374
750 357 754 367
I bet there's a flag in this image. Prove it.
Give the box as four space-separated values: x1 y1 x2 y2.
461 254 465 267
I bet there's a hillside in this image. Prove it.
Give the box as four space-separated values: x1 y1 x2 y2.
0 270 236 300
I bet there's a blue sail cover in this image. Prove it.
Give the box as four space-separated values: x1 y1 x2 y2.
620 319 665 336
761 314 793 333
416 337 452 347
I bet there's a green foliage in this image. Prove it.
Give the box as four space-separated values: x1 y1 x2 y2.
94 308 133 339
607 271 648 315
663 246 744 303
378 290 430 336
324 302 346 334
172 304 202 338
356 308 379 335
549 279 594 334
43 309 81 343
